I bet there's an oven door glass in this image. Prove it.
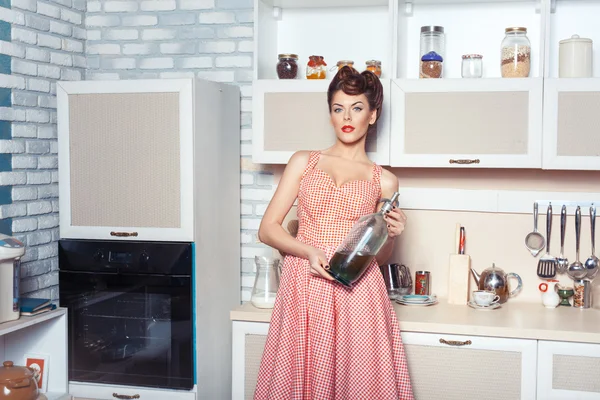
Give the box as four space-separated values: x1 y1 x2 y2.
59 271 193 390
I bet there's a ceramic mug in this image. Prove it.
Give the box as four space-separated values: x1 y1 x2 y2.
473 290 500 306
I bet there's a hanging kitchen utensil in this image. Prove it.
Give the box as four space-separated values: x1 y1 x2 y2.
525 202 545 257
556 205 569 274
584 206 598 279
567 206 588 280
537 204 557 279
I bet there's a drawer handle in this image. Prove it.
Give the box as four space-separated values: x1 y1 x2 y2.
110 231 139 237
113 393 140 399
449 159 480 165
439 338 472 346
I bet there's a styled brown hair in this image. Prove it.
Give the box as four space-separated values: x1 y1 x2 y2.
327 66 384 121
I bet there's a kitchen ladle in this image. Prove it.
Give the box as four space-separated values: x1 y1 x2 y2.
567 206 588 280
585 206 598 279
525 202 545 257
556 205 569 274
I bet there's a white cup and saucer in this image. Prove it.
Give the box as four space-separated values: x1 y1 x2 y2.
468 290 501 310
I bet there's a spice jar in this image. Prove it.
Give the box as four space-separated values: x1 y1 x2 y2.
365 60 382 77
461 54 483 78
420 26 445 76
276 53 298 79
501 27 531 78
559 34 593 78
306 55 327 79
420 51 443 79
336 60 354 70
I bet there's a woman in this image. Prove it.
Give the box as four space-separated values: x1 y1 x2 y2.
254 66 414 400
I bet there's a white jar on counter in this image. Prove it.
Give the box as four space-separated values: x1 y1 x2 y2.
559 34 593 78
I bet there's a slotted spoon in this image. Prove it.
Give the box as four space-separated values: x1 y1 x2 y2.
525 202 545 257
537 204 557 279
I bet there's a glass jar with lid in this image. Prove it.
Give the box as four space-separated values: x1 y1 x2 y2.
336 60 354 70
501 27 531 78
276 53 298 79
365 60 382 77
306 55 327 79
462 54 483 78
420 51 443 79
420 26 445 77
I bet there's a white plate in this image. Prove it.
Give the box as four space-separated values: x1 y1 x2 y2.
396 299 438 307
398 295 437 304
468 301 501 310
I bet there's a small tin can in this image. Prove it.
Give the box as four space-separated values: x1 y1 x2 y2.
415 271 431 295
573 279 592 309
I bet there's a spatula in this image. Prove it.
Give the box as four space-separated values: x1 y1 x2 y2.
537 204 557 279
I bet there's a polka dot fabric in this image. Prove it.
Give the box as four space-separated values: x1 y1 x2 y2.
254 151 414 400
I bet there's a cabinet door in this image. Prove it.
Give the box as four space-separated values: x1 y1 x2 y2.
401 331 537 400
537 340 600 399
390 78 543 168
542 79 600 170
252 79 390 165
57 79 194 242
232 321 269 400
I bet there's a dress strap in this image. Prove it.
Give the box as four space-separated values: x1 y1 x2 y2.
372 163 382 185
301 151 321 178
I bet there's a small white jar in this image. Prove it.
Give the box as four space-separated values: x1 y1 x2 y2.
559 34 593 78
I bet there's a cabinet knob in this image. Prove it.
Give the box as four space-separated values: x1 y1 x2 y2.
449 159 480 165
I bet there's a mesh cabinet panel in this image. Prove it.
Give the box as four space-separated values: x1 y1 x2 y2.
557 92 600 157
553 354 600 393
245 334 268 400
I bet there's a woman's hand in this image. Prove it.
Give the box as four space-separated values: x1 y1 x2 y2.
307 247 335 281
383 206 407 239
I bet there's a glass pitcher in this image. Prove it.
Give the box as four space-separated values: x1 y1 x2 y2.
327 192 400 287
251 256 280 309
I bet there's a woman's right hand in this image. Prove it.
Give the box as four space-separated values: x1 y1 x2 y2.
307 247 335 281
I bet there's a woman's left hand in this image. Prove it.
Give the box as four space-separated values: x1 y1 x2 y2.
383 206 407 239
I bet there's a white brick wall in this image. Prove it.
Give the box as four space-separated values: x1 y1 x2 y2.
85 0 268 301
6 0 86 300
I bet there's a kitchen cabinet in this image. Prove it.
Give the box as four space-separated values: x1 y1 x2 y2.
401 331 537 400
231 321 269 400
537 340 600 399
389 78 543 168
252 79 391 165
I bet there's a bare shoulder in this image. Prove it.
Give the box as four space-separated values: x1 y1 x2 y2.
281 150 313 181
379 167 399 197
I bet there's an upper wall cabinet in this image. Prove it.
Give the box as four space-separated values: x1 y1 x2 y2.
542 0 600 170
252 0 392 165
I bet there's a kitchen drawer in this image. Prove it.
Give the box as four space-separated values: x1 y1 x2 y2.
401 331 537 400
69 382 196 400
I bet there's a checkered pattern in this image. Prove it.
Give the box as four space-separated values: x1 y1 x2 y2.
254 151 414 400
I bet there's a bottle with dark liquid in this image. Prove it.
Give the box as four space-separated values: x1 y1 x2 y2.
327 192 400 287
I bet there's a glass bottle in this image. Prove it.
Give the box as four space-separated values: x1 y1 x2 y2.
365 60 382 77
420 26 445 77
251 256 280 309
327 192 400 288
306 55 327 79
501 27 531 78
461 54 483 78
420 51 443 79
276 53 298 79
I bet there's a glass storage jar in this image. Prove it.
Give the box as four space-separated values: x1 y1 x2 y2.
336 60 354 70
276 53 298 79
420 26 445 77
306 55 327 79
501 27 531 78
420 51 443 79
365 60 382 77
251 256 280 309
461 54 483 78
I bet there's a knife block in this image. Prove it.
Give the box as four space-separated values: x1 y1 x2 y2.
447 254 472 305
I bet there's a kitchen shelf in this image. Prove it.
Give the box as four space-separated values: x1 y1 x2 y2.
262 0 388 7
254 0 392 80
0 307 65 337
545 0 600 78
394 0 544 79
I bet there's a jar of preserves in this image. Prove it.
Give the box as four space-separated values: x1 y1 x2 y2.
306 55 327 79
420 26 445 77
336 60 354 70
461 54 483 78
276 53 298 79
420 51 443 79
365 60 382 77
501 27 531 78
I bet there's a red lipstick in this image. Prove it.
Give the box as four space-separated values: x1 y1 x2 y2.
342 125 354 133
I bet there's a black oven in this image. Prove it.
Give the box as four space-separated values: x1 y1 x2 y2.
59 239 194 390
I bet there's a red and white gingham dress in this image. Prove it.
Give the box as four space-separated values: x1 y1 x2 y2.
254 151 414 400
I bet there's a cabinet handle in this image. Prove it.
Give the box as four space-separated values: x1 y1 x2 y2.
113 394 140 399
110 231 139 237
449 159 480 165
439 338 472 346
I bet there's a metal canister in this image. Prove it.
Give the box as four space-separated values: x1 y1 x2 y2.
573 279 592 309
415 271 431 295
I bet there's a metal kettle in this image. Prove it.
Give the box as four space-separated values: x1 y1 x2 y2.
470 263 523 304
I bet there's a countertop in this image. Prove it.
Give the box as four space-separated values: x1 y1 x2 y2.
230 300 600 344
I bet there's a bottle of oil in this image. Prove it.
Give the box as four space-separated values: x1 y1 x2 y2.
327 192 400 287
